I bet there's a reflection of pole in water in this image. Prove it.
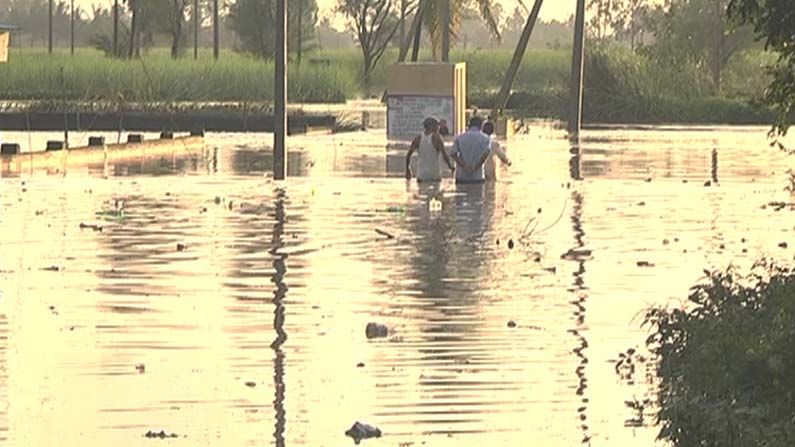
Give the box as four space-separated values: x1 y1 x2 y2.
569 141 582 181
565 190 591 444
711 148 719 184
270 188 288 447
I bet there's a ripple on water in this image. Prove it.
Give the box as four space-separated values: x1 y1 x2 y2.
0 126 793 446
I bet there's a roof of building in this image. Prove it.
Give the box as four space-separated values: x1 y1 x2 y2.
0 24 17 32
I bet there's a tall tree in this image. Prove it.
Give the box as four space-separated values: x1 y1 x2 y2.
168 0 188 58
226 0 317 58
421 0 501 60
652 0 755 93
337 0 407 85
729 0 795 136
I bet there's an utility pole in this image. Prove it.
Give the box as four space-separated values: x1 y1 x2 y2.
274 0 287 180
213 0 219 59
48 0 53 54
194 0 199 60
441 0 450 62
70 0 75 55
492 0 544 117
113 0 119 57
568 0 586 137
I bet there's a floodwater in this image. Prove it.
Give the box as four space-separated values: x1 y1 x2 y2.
0 125 794 446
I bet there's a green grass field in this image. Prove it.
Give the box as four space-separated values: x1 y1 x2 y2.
0 46 777 124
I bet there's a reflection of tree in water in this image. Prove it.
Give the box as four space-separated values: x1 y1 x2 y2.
97 154 202 177
93 194 196 300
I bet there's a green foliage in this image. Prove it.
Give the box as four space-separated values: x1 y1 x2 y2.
632 261 795 446
226 0 317 58
0 47 779 123
648 0 756 94
728 0 795 136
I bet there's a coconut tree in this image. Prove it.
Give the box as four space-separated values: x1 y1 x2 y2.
421 0 501 60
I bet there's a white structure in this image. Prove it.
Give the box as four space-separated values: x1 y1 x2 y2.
0 25 15 63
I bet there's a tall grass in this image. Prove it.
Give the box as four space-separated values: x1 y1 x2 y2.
0 48 358 103
0 46 777 124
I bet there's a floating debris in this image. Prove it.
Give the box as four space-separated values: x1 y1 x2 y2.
704 180 712 187
507 239 515 250
79 223 103 232
365 323 388 339
376 206 405 214
41 266 61 272
177 243 187 252
507 321 517 328
374 229 395 240
779 242 789 249
662 239 670 245
356 362 365 368
245 381 256 388
561 248 592 260
144 430 178 439
135 364 146 374
429 197 442 212
345 421 382 445
637 261 655 268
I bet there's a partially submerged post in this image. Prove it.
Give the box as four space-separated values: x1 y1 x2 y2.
568 0 587 137
273 0 287 180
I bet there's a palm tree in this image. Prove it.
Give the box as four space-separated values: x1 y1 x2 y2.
421 0 501 60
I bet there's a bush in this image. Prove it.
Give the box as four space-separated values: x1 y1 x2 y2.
622 261 795 447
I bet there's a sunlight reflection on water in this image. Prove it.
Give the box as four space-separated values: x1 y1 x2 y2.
0 125 793 446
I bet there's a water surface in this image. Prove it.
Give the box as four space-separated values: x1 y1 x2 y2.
1 125 794 446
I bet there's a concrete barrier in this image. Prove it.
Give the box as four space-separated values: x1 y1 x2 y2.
1 135 204 176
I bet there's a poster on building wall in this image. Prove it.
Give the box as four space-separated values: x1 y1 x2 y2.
387 95 454 138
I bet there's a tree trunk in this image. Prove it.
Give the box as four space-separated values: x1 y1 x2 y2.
70 0 75 55
128 1 138 59
441 0 450 62
212 0 219 59
399 0 406 47
48 0 53 54
711 0 723 94
113 0 119 57
193 0 199 59
297 0 303 66
171 0 182 59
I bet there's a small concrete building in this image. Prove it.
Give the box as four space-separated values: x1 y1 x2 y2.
0 25 16 63
386 63 467 139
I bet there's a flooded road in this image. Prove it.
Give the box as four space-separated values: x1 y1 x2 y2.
1 125 794 446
